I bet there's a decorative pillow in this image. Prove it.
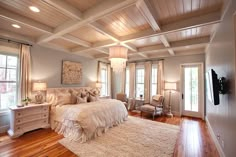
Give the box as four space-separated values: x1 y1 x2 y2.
56 92 71 106
70 90 81 104
81 90 89 98
77 96 87 104
88 94 98 102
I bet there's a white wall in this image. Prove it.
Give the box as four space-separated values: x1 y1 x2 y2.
31 45 98 87
205 1 236 156
164 54 205 115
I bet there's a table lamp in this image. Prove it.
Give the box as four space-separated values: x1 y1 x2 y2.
165 82 177 118
32 82 47 104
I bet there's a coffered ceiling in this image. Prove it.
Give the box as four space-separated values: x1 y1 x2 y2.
0 0 228 60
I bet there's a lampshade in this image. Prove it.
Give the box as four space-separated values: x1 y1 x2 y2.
32 82 47 91
109 46 128 73
95 82 102 88
165 82 177 90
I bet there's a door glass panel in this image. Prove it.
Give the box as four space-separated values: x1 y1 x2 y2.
184 67 199 112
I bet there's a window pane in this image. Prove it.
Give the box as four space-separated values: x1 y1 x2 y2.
136 68 144 98
100 68 107 96
136 83 144 97
0 68 6 81
7 69 17 81
0 55 6 68
7 56 17 68
0 83 17 109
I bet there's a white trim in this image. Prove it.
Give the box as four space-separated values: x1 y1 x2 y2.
0 110 9 116
180 62 205 120
0 125 9 133
206 117 225 157
172 111 181 117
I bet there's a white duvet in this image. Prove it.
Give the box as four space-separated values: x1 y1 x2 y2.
51 99 128 143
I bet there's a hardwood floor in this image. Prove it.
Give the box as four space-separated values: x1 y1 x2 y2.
0 112 219 157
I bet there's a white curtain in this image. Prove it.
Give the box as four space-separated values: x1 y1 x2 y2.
120 70 126 93
97 61 112 96
20 44 31 100
144 61 151 103
107 64 112 96
128 63 136 98
157 60 164 95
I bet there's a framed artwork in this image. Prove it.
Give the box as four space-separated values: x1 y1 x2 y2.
62 60 82 84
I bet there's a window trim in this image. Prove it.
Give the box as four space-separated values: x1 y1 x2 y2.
0 53 19 111
135 67 145 98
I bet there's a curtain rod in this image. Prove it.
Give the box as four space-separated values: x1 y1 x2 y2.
98 60 110 64
0 37 33 47
127 58 164 63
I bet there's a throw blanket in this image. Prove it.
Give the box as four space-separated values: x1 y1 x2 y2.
52 99 128 143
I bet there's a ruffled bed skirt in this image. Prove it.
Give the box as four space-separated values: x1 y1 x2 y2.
52 117 128 143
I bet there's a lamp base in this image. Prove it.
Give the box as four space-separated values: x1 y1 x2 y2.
166 112 173 118
35 94 43 104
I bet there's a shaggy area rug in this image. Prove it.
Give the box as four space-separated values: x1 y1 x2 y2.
59 116 180 157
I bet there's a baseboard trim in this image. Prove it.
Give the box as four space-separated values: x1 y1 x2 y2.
205 117 225 157
172 111 181 116
0 125 9 134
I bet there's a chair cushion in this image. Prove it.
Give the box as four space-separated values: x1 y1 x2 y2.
140 105 155 112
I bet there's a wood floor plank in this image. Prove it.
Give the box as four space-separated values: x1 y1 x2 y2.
0 112 219 157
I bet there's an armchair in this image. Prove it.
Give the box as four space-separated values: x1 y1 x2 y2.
116 93 128 110
140 95 164 120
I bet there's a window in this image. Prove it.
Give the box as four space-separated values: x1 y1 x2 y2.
100 67 108 96
125 68 129 97
151 64 158 97
0 54 18 110
136 67 144 98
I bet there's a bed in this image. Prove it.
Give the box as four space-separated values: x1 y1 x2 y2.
46 87 128 143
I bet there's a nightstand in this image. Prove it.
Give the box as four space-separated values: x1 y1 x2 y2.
8 103 50 138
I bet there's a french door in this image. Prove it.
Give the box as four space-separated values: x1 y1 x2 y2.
180 63 204 119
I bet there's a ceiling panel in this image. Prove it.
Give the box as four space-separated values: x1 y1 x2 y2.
96 6 150 37
166 24 217 42
150 0 224 25
0 17 46 39
49 38 80 49
0 0 71 28
65 0 104 12
130 36 162 48
69 26 109 43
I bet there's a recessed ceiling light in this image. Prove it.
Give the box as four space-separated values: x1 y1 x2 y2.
29 6 40 12
12 24 21 28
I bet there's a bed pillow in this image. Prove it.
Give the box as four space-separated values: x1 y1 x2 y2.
70 90 81 104
88 94 98 102
77 96 87 104
56 92 72 106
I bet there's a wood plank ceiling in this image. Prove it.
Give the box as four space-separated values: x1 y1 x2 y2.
0 0 226 60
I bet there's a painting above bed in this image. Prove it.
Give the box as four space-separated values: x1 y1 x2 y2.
62 60 82 84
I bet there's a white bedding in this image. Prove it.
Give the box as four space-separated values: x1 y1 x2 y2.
51 99 128 142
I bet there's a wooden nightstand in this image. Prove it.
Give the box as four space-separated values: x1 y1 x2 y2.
8 103 50 138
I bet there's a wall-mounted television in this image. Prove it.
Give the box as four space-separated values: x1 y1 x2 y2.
206 69 220 105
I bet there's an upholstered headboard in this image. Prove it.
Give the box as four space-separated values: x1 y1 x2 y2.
46 87 100 106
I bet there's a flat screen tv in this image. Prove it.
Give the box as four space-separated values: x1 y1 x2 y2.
206 69 219 105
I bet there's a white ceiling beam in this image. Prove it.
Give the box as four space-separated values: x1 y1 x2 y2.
136 0 175 56
89 22 119 42
89 22 139 53
0 29 35 44
147 48 205 59
120 11 221 43
42 0 82 20
136 0 160 31
61 34 91 47
138 36 210 54
0 6 53 34
0 6 91 48
37 0 138 43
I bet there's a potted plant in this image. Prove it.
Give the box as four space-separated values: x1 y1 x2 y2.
22 97 32 106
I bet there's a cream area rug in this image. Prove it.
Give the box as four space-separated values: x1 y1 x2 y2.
59 116 180 157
